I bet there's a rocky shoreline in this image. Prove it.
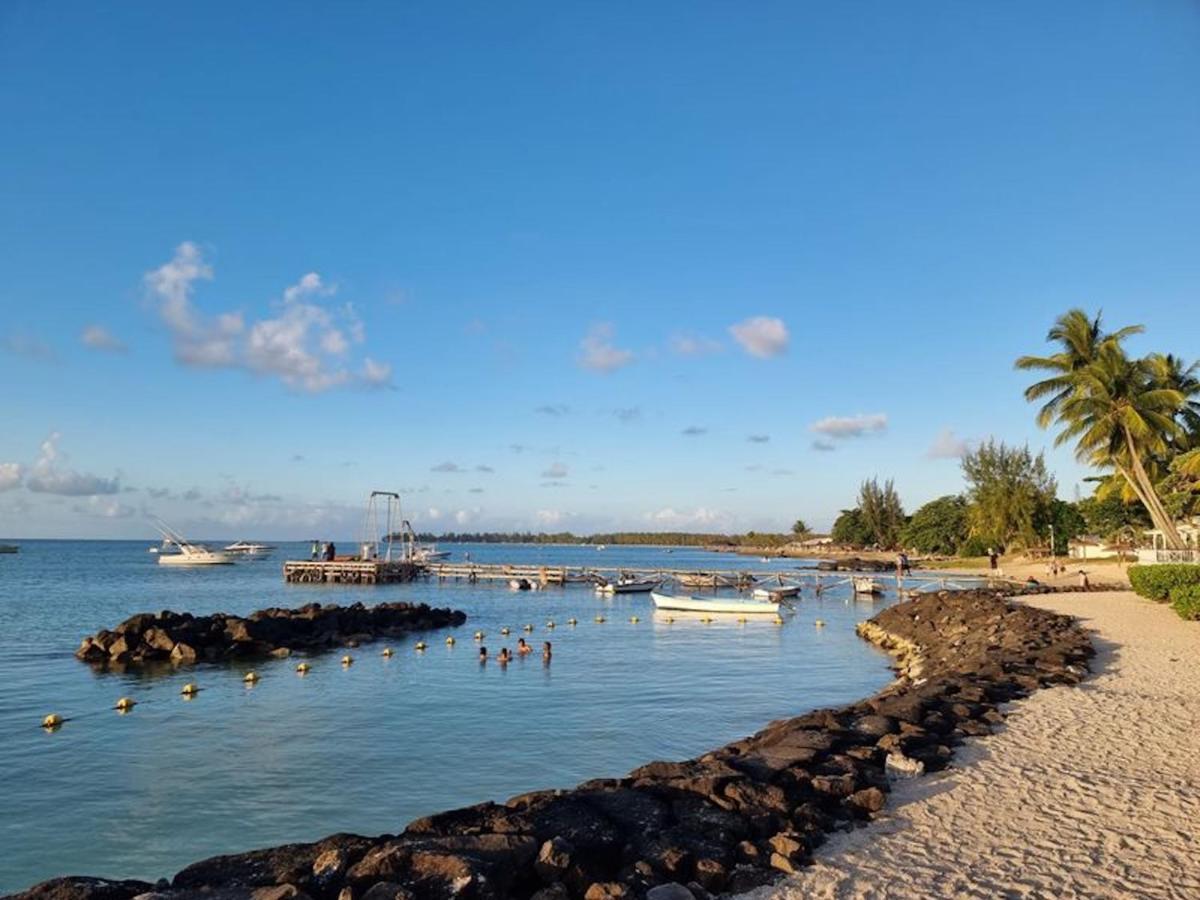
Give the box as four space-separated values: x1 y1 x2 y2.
19 590 1092 900
74 602 468 668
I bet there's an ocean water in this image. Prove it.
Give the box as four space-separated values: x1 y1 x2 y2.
0 540 904 892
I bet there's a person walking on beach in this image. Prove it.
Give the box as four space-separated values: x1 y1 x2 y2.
988 548 998 572
897 551 912 577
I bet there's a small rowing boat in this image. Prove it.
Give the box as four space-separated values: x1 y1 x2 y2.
852 576 884 595
751 583 801 601
650 591 780 615
596 577 660 595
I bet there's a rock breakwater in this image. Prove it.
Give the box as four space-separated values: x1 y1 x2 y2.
24 590 1091 900
74 602 467 667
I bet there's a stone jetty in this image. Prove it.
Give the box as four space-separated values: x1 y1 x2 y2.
74 602 467 667
28 590 1091 900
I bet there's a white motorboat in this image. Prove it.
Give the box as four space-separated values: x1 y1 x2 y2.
650 591 780 615
224 540 276 556
852 576 884 595
596 577 660 595
411 544 451 562
751 583 801 601
154 522 233 567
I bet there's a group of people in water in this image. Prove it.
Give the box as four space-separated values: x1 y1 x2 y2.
478 638 551 665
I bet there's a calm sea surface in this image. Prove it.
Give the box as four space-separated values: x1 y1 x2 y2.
0 540 905 892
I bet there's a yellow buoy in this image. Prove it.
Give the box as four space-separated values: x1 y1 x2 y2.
42 713 63 730
630 616 640 624
546 621 556 629
381 647 395 657
474 631 485 641
341 654 354 666
415 641 428 651
296 662 311 674
244 671 260 684
594 616 606 623
115 696 137 712
567 618 578 626
523 624 534 632
181 683 199 696
500 627 511 636
446 636 456 646
815 619 826 628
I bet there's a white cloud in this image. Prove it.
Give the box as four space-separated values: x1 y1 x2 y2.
542 462 569 479
25 433 120 496
73 496 135 518
0 462 22 492
431 462 464 473
681 426 707 436
536 509 564 526
670 333 723 357
927 428 969 460
535 404 570 417
811 439 836 452
144 243 390 392
80 325 127 353
729 316 789 358
1 331 54 360
645 506 730 529
578 323 634 373
614 407 641 423
811 413 889 440
747 434 770 443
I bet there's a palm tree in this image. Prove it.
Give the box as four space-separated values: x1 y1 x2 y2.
1017 310 1189 549
1147 353 1200 442
1051 343 1186 548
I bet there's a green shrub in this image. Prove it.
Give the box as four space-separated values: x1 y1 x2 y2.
1128 564 1200 602
1169 584 1200 621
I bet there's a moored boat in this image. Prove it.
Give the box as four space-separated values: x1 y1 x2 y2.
155 521 234 566
751 583 801 601
852 576 884 595
0 543 17 554
650 591 780 615
596 577 660 595
224 540 277 556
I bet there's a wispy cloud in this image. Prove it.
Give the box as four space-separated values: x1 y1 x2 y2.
1 331 54 361
746 434 770 443
81 325 127 353
431 461 464 473
614 407 641 423
811 413 888 440
0 462 22 492
729 316 789 358
681 426 708 437
927 427 969 459
73 496 136 518
811 439 836 452
25 432 120 496
535 404 570 417
670 333 723 357
645 506 730 529
578 322 634 373
542 462 569 479
475 464 495 474
144 242 392 392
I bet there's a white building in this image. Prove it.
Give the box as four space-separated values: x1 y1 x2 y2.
1138 516 1200 564
1069 537 1122 560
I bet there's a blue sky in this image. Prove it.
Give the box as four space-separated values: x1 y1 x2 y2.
2 1 1198 539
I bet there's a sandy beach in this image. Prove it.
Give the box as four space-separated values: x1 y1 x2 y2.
756 590 1200 899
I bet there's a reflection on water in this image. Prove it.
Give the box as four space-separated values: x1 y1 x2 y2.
0 541 898 891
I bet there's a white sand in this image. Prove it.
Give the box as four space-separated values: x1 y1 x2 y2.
759 591 1200 900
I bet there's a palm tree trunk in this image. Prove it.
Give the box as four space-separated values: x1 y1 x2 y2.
1122 429 1186 550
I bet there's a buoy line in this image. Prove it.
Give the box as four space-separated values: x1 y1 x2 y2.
40 610 784 730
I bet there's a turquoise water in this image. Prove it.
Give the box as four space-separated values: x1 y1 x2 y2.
0 540 900 892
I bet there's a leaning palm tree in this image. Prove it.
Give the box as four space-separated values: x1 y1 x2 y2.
1015 308 1144 427
1147 352 1200 443
1051 343 1186 548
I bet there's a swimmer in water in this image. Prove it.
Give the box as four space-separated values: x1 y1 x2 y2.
517 637 532 656
478 646 488 662
498 647 512 665
542 641 552 661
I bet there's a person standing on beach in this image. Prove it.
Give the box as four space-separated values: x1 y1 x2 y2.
988 548 998 571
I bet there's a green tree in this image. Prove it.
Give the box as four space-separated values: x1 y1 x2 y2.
831 508 872 547
791 519 810 537
961 440 1057 549
1042 498 1086 556
901 495 969 555
858 478 905 549
1017 310 1187 549
1077 493 1151 542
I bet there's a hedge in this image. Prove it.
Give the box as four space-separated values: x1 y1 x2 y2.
1128 564 1200 602
1170 585 1200 621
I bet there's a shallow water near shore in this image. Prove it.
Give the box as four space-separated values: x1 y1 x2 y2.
0 540 903 892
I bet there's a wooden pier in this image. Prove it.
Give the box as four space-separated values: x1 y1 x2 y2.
283 559 421 585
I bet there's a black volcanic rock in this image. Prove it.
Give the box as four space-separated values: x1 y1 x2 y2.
74 602 466 667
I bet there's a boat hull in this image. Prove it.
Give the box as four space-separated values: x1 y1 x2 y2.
650 591 779 614
159 553 234 566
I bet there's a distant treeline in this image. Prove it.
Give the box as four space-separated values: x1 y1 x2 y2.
404 531 796 547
